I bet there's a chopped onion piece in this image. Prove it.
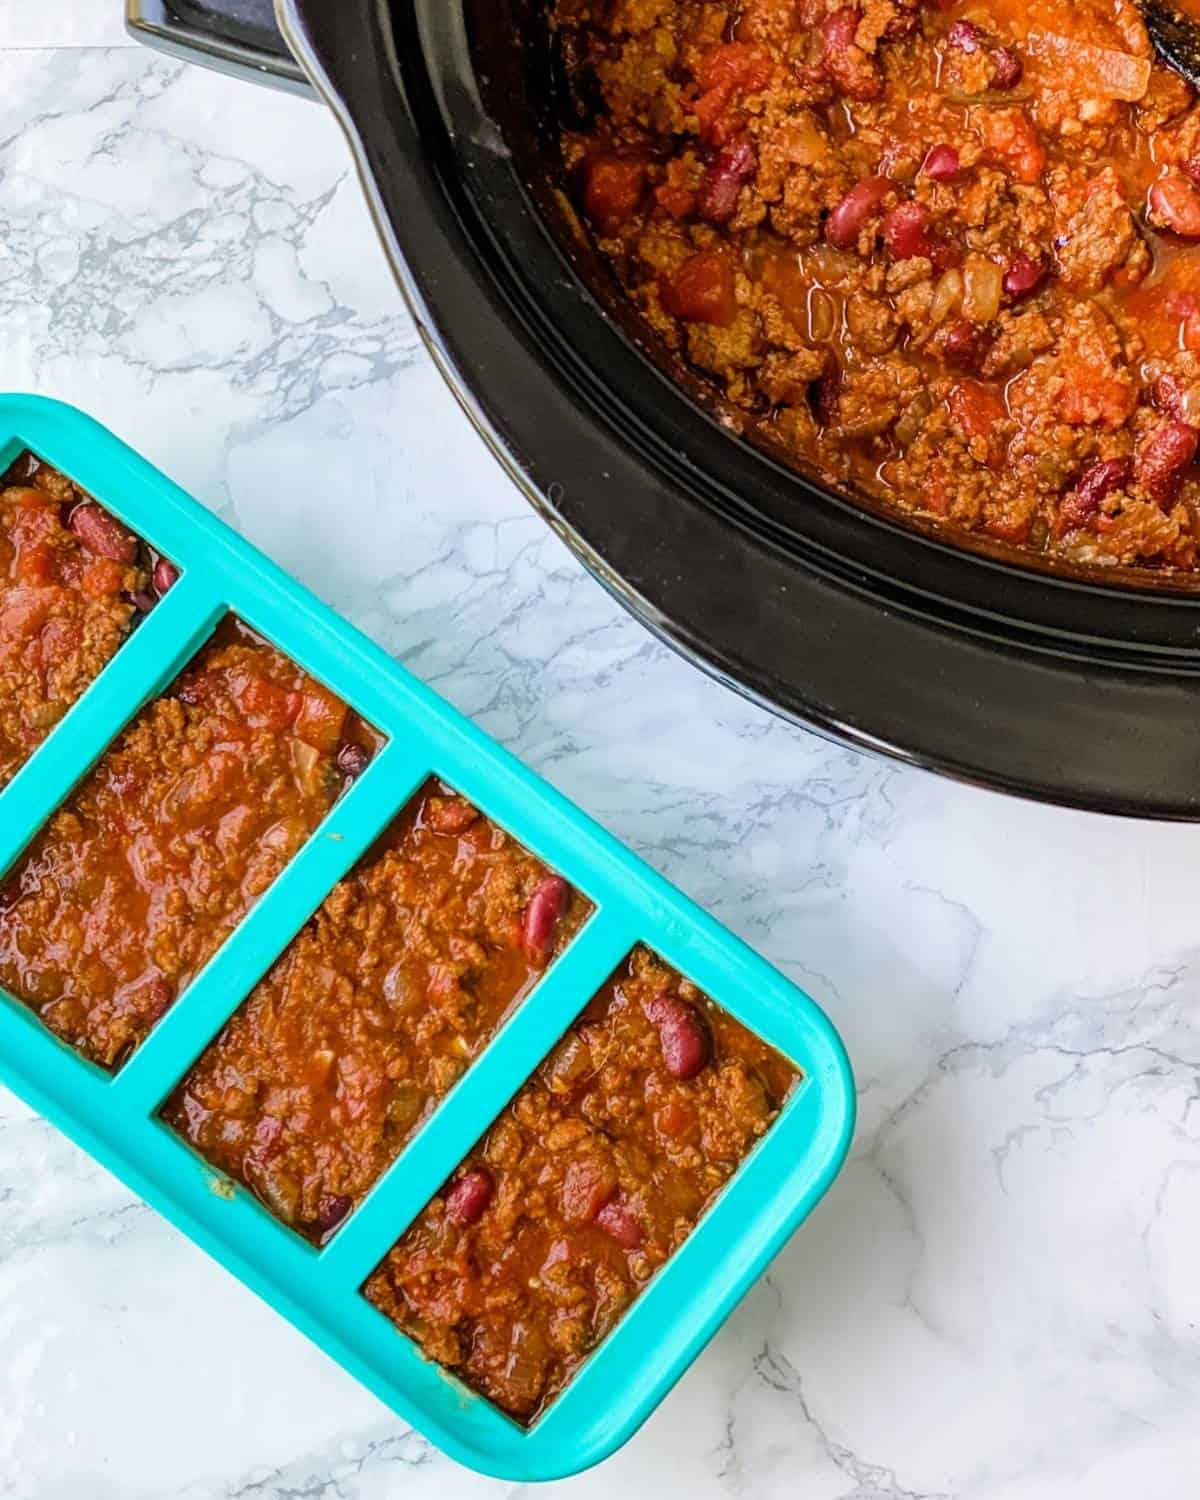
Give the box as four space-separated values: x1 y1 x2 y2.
1025 31 1151 102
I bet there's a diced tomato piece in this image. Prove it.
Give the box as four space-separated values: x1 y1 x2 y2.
294 680 348 752
692 42 772 143
237 673 301 730
983 508 1032 544
1058 360 1136 428
14 541 58 587
660 251 738 326
977 108 1046 185
560 1157 618 1225
694 41 773 96
4 486 53 511
949 380 1007 443
0 591 54 660
81 558 127 598
582 154 647 234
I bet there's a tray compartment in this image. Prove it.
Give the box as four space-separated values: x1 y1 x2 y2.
161 774 594 1245
0 613 383 1071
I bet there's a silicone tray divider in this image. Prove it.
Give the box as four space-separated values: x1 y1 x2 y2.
317 905 640 1289
0 394 855 1483
112 742 431 1114
0 570 223 877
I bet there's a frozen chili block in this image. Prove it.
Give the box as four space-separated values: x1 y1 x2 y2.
363 946 799 1423
0 452 177 790
163 778 591 1244
0 617 381 1070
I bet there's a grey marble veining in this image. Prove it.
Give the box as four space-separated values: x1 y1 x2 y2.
3 12 1200 1498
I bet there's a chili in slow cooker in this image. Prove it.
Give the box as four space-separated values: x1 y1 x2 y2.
364 946 798 1423
557 0 1200 570
164 781 590 1244
0 617 379 1069
0 452 175 790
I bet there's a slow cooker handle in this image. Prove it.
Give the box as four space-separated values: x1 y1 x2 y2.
125 0 315 97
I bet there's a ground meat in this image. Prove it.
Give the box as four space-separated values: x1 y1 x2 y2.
0 618 379 1069
0 452 168 790
557 0 1200 571
364 947 798 1423
162 781 590 1243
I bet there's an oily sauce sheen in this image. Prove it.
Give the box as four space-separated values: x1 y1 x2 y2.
558 0 1200 569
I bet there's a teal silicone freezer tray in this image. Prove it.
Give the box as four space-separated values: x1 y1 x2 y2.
0 394 854 1481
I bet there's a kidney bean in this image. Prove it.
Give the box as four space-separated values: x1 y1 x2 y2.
313 1193 353 1236
1153 373 1189 422
336 742 370 780
922 144 961 183
931 238 963 274
696 135 757 224
1149 172 1200 239
947 20 983 52
941 319 990 372
825 176 892 250
153 557 179 595
660 250 738 326
69 503 138 564
989 46 1023 89
820 7 882 101
1002 254 1045 301
522 875 571 960
1135 421 1200 507
1078 457 1132 508
881 201 934 261
811 364 842 427
646 994 711 1080
131 590 158 614
1053 457 1131 538
445 1167 494 1227
595 1197 643 1250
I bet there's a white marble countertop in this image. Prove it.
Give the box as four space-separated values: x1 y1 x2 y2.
3 8 1200 1498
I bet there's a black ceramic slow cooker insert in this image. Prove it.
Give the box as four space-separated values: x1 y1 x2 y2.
127 0 1200 820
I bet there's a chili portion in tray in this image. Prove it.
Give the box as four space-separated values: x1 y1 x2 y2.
163 780 591 1244
558 0 1200 570
0 451 177 790
364 946 799 1424
0 616 380 1070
